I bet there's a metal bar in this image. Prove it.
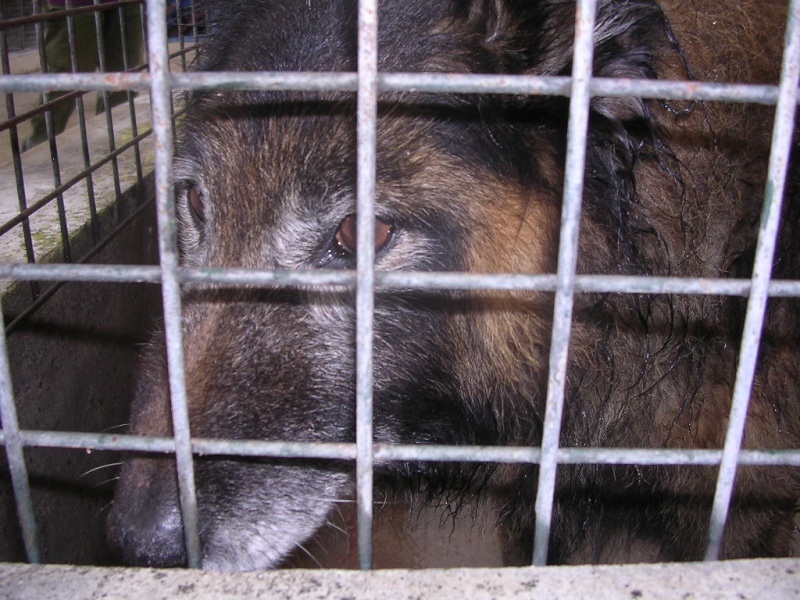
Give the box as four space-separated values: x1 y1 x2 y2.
146 0 201 569
0 1 39 301
0 264 798 299
173 0 187 71
169 71 359 92
65 0 100 243
189 0 199 52
117 0 145 190
93 0 125 218
533 0 597 567
33 0 73 263
4 430 800 468
355 0 378 571
0 303 40 562
0 72 151 92
703 0 800 561
166 73 788 106
0 72 786 107
373 445 800 468
138 0 148 63
7 431 358 460
385 74 786 105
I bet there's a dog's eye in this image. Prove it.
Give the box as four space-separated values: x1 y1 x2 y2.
187 185 205 224
334 214 394 256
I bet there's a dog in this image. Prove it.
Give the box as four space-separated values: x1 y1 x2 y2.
107 0 800 569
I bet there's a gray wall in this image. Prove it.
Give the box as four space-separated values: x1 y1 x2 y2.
0 189 160 565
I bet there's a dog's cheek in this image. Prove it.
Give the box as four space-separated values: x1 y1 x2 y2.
196 461 351 571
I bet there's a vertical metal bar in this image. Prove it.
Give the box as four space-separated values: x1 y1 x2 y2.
65 0 100 242
0 2 40 299
139 0 149 62
93 0 124 215
175 0 187 71
703 0 800 561
167 2 178 133
532 0 597 566
33 0 72 262
189 0 199 43
117 1 144 188
138 0 150 145
190 0 201 61
356 0 378 571
0 302 40 563
146 0 201 568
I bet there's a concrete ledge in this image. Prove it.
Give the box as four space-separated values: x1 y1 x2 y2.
1 559 799 600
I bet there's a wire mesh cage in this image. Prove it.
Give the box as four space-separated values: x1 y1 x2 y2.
1 0 799 588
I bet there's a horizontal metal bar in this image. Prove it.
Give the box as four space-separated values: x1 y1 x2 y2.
183 267 356 287
0 264 160 284
0 72 785 106
0 264 798 299
0 72 151 93
380 272 800 297
384 74 783 105
3 430 799 467
166 73 790 106
6 430 357 460
375 445 800 467
170 71 359 92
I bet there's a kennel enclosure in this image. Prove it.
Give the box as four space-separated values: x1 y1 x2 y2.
1 0 799 596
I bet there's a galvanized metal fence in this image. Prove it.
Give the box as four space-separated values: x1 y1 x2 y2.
1 0 800 571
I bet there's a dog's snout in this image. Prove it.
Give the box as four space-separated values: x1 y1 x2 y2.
106 459 187 568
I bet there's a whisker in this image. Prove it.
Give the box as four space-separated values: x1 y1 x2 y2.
94 500 115 519
79 462 123 479
324 519 349 537
101 424 129 433
319 497 355 504
295 541 323 568
87 476 120 491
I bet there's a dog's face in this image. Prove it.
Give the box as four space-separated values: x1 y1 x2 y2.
107 0 580 570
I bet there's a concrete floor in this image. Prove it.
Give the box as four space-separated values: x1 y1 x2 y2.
2 559 800 600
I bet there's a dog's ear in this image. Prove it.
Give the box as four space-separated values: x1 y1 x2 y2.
466 0 669 120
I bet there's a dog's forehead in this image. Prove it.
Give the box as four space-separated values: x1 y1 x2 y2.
198 0 476 75
178 90 496 209
180 95 354 207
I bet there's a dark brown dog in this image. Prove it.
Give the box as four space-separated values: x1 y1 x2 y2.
107 0 800 569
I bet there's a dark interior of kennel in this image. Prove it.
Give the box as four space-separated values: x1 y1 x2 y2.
0 189 161 565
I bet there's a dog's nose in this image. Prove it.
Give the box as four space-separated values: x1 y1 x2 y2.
106 459 188 568
107 498 187 567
